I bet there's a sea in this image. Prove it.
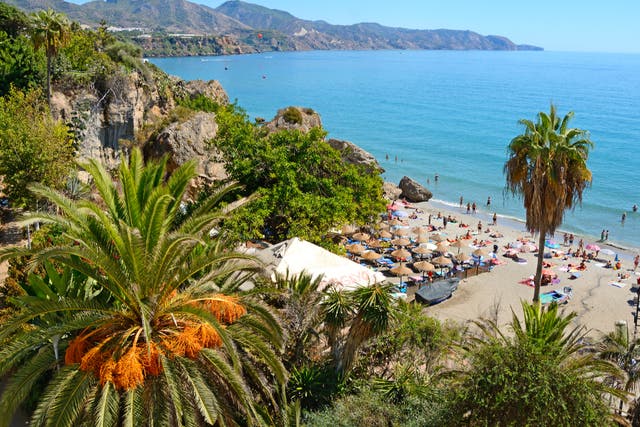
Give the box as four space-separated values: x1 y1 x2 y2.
149 50 640 250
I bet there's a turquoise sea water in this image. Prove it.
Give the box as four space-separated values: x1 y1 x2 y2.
150 50 640 249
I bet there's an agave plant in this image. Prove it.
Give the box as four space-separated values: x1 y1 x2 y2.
0 149 286 426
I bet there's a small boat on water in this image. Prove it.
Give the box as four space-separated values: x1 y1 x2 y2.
415 278 460 305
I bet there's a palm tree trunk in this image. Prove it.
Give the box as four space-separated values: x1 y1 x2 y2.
533 228 546 304
46 54 51 108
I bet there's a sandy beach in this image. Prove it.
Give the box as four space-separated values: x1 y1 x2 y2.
391 200 640 337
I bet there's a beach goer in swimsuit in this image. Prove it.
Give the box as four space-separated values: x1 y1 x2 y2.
487 196 491 206
477 221 482 233
472 202 476 214
460 196 463 207
634 204 638 213
634 254 639 271
622 212 627 224
492 212 497 226
466 202 471 214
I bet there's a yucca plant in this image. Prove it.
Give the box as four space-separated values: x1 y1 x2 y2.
0 148 286 426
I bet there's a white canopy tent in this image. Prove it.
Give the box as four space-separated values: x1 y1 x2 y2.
255 238 386 291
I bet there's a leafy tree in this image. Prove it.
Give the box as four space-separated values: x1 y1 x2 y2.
0 87 75 208
29 8 71 106
0 31 45 96
505 105 593 303
214 105 386 244
451 302 625 426
0 149 286 426
0 3 30 37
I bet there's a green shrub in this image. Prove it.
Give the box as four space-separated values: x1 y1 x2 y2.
282 106 303 124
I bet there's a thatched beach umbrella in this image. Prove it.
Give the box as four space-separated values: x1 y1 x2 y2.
391 248 411 261
413 246 433 256
450 240 465 254
390 264 414 284
391 237 411 247
352 232 370 242
432 256 453 267
347 243 366 255
341 224 356 235
393 228 410 237
436 241 450 254
379 230 393 239
412 226 429 235
413 261 435 273
362 250 382 261
472 248 488 258
455 252 471 263
431 233 446 242
367 239 383 249
416 235 430 244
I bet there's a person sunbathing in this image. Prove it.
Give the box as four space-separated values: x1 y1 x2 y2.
577 260 587 271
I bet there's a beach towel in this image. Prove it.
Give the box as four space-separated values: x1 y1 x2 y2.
609 282 627 288
594 263 606 268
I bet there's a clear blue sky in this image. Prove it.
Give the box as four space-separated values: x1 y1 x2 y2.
70 0 640 53
202 0 640 53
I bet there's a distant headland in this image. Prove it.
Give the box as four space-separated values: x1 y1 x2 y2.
5 0 543 57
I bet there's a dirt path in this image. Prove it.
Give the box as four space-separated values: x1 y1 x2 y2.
0 209 27 282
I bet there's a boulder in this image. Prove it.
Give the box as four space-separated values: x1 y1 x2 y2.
327 139 383 173
143 112 227 185
382 182 402 201
180 79 229 105
264 106 322 133
399 176 432 202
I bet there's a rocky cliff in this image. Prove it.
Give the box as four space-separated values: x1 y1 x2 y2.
51 74 228 171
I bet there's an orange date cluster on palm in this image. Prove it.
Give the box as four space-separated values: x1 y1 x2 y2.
64 294 247 390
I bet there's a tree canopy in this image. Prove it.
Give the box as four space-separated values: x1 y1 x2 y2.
213 104 386 244
505 105 593 302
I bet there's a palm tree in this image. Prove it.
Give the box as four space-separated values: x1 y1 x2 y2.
453 302 626 425
0 149 286 426
599 325 640 413
29 8 70 107
321 283 396 375
505 105 593 303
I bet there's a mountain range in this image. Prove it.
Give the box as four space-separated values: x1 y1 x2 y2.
3 0 543 54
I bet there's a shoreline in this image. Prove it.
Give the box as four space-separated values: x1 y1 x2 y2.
425 197 639 260
384 197 640 335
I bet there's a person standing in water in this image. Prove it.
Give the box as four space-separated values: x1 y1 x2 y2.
459 196 463 207
622 212 627 224
487 196 491 207
434 173 439 183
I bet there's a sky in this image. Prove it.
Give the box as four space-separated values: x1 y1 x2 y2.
68 0 640 53
201 0 640 53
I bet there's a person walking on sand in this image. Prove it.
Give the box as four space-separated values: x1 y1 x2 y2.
578 239 584 251
466 202 471 214
472 202 477 214
477 221 482 233
563 233 568 245
634 254 640 271
492 212 497 226
569 233 574 245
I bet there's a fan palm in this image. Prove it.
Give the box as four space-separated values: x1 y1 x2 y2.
505 105 593 303
29 8 71 107
599 325 640 413
453 302 626 425
0 149 286 426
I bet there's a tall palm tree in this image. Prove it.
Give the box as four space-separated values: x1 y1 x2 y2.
0 149 286 426
29 8 70 107
505 105 593 303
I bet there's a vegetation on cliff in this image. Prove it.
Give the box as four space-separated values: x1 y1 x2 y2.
210 104 386 245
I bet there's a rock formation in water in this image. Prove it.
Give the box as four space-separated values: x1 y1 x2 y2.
399 176 432 202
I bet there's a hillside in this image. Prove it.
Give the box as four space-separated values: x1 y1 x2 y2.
3 0 543 55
